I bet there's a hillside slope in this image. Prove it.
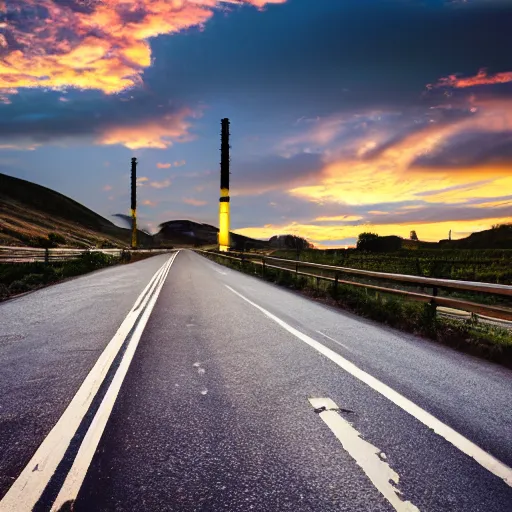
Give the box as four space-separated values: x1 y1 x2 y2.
440 224 512 249
156 220 269 250
0 172 149 247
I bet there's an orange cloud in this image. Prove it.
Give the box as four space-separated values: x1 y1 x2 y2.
315 215 363 222
0 1 287 99
142 199 157 207
236 217 512 245
430 68 512 89
157 162 172 169
102 184 113 191
173 160 186 167
183 198 207 206
99 109 194 149
246 97 512 244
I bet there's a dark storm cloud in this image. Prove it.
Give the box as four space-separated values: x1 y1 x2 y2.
233 152 323 194
411 130 512 169
0 92 195 148
149 0 512 116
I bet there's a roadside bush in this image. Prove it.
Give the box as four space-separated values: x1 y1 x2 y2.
0 283 9 299
21 273 46 287
9 280 30 294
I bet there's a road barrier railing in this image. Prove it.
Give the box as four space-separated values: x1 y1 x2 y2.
0 246 173 264
197 250 512 322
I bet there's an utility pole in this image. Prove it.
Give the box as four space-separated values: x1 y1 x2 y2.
131 157 137 249
219 118 230 252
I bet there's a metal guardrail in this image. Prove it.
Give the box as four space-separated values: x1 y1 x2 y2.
0 246 172 263
198 250 512 322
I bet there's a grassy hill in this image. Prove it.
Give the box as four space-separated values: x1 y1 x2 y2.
439 224 512 249
0 173 268 249
0 172 150 247
155 220 269 250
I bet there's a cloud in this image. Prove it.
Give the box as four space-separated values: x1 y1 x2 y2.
0 0 287 100
183 197 207 206
235 215 512 245
149 178 171 189
0 99 196 149
102 184 112 191
411 130 512 169
315 215 363 223
156 160 185 169
234 152 324 195
429 69 512 89
99 110 195 149
142 199 157 206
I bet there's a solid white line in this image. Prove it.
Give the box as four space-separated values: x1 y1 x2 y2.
225 284 512 487
0 252 178 512
316 330 351 351
51 253 176 510
309 397 419 512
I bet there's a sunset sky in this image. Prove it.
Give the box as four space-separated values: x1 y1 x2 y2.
1 0 511 247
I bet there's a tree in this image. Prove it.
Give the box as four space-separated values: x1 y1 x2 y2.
410 230 418 241
356 232 379 251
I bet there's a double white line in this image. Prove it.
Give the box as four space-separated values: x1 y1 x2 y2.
0 252 179 512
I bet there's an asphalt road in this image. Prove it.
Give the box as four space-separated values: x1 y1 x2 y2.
0 250 511 511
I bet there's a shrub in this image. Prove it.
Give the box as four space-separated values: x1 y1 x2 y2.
9 280 29 294
0 283 9 299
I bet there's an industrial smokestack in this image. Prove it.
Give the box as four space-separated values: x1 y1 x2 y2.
219 118 230 252
131 157 137 249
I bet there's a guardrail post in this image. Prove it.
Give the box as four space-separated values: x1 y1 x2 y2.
431 286 438 313
262 256 266 276
334 273 339 294
44 247 49 265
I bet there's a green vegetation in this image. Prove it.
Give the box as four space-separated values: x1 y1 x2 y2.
0 252 120 300
269 247 512 285
203 252 512 368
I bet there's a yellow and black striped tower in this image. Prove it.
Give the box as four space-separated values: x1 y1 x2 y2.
131 157 138 249
219 118 230 252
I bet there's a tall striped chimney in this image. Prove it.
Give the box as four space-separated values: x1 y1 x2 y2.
131 157 138 249
219 118 230 252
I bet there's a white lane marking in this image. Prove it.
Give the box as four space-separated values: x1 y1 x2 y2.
316 330 351 351
0 252 178 512
225 285 512 488
51 253 176 510
212 267 227 275
310 397 419 512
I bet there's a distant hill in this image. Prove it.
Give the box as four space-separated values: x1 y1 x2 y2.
439 224 512 249
0 172 151 247
155 220 269 250
0 173 268 249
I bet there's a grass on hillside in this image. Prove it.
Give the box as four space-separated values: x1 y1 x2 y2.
204 253 512 369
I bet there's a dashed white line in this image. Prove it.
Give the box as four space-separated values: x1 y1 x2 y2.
225 284 512 488
310 397 419 512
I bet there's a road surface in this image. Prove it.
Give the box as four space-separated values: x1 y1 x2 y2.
0 250 511 511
